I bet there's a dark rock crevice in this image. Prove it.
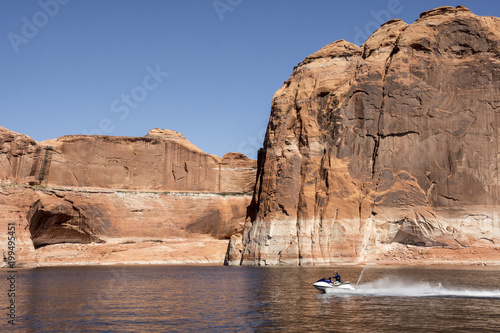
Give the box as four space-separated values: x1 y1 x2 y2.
27 196 104 249
370 28 409 179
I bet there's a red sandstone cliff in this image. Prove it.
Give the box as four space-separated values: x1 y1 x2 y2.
1 126 255 193
226 6 500 266
0 127 256 266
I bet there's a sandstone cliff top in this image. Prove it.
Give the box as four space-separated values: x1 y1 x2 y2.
146 128 187 139
418 5 472 19
1 125 255 163
0 125 37 145
302 39 362 64
38 130 214 159
221 152 257 168
292 5 500 70
144 128 210 155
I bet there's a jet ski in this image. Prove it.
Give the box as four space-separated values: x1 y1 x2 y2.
313 278 356 293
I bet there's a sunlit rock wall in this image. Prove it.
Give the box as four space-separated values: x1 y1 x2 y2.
228 6 500 265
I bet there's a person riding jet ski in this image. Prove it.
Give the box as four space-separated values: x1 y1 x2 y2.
333 272 341 283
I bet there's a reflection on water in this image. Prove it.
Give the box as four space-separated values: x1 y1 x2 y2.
5 265 500 332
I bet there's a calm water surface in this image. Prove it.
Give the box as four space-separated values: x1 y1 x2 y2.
4 265 500 332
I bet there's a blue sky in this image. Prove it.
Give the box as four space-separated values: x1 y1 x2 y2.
1 1 499 159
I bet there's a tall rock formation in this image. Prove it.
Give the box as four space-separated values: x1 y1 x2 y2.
227 6 500 265
0 127 256 266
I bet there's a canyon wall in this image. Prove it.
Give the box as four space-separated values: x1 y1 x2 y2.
3 5 500 268
227 6 500 265
1 127 255 193
0 127 256 266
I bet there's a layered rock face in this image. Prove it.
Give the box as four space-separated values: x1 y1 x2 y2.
0 127 256 266
227 6 500 265
1 127 255 193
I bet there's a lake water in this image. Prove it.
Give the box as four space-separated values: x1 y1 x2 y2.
4 265 500 332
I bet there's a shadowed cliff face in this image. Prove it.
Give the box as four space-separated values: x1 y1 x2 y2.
227 6 500 265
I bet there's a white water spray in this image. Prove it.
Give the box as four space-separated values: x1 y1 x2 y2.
356 267 367 286
355 277 500 298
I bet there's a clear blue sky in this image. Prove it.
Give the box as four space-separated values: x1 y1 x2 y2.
1 0 499 159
